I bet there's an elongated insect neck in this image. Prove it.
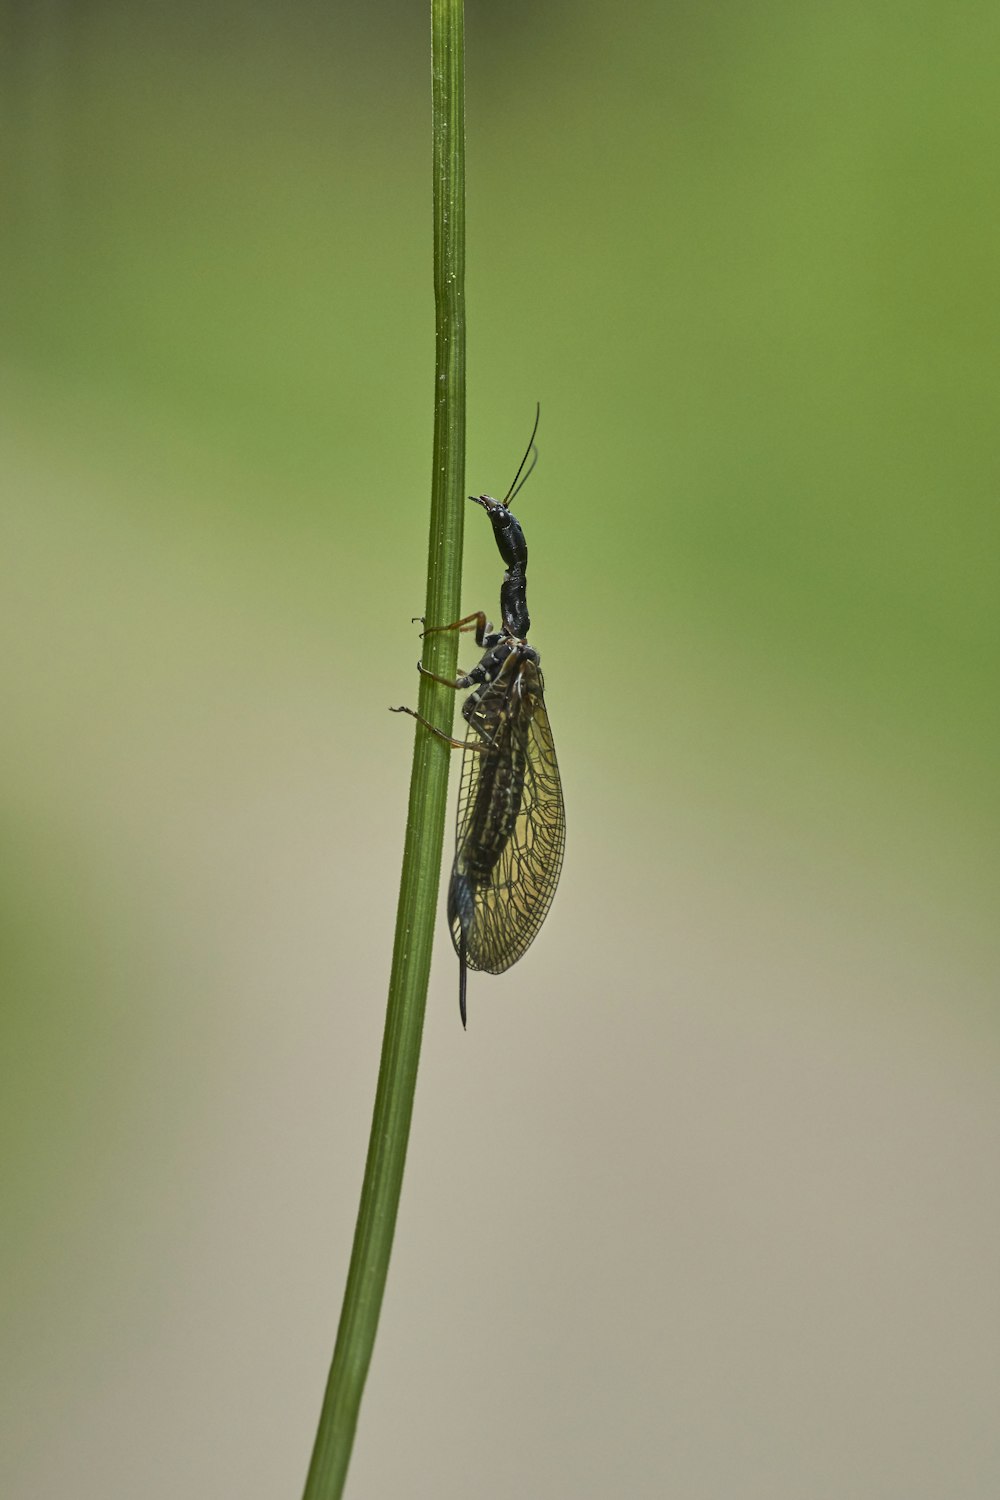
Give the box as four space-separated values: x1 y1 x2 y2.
500 563 530 639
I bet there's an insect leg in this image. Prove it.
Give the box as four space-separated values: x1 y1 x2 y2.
388 705 488 752
416 653 502 692
388 706 466 749
416 663 472 689
420 611 491 647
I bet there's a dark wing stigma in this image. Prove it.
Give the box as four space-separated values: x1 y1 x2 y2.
448 652 565 1021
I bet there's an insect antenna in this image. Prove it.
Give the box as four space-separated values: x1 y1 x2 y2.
502 402 541 507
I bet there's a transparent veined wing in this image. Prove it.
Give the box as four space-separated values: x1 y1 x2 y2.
448 657 565 976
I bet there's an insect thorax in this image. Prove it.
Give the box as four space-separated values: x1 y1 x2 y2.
461 639 540 728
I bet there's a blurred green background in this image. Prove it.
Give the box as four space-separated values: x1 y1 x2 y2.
2 3 998 1497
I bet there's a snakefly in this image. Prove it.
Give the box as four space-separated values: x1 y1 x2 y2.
391 409 565 1027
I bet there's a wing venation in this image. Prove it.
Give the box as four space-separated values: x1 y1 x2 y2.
448 659 565 976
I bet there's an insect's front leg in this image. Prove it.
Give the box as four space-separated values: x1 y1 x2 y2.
420 611 492 647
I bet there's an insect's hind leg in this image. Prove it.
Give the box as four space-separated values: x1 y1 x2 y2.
388 705 466 749
388 704 487 752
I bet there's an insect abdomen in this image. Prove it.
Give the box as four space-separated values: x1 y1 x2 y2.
464 745 526 882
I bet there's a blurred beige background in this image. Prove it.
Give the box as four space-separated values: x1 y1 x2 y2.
2 3 997 1496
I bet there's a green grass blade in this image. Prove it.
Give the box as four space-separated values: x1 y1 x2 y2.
301 2 466 1496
